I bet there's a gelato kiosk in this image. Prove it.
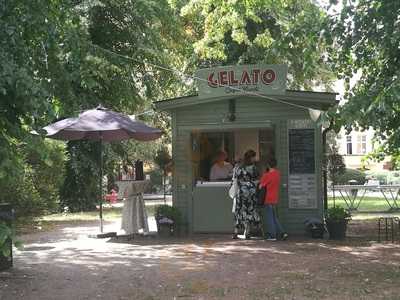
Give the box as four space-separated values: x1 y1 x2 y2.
155 64 337 233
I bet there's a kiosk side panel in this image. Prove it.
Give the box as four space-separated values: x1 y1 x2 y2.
172 118 194 232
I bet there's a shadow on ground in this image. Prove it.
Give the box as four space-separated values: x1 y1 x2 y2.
1 219 400 300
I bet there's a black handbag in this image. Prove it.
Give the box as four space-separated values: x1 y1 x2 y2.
256 186 266 206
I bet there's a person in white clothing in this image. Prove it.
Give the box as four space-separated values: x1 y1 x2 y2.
210 150 233 181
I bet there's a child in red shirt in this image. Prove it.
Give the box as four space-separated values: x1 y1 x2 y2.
260 158 288 241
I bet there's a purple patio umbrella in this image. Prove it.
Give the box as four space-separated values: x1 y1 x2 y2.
43 106 162 233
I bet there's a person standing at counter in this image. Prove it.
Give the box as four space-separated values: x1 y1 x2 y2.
210 150 233 181
232 149 261 239
260 158 288 241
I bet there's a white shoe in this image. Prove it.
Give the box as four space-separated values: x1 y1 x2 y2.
265 237 277 241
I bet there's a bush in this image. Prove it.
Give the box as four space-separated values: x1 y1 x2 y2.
335 168 366 185
145 168 163 194
325 206 351 223
0 137 66 219
60 141 100 212
326 149 346 184
155 205 182 227
365 170 400 185
387 171 400 185
0 222 22 257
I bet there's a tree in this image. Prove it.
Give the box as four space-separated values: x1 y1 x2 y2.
326 146 346 185
179 0 335 89
59 0 189 210
0 0 188 214
0 0 87 215
329 0 400 160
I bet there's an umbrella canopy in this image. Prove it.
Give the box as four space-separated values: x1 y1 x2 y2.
43 106 162 141
42 106 162 234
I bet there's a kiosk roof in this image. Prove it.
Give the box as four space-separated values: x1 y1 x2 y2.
155 90 338 111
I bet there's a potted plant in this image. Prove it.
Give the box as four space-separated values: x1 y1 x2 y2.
155 205 182 237
154 147 172 202
325 206 351 240
0 221 22 271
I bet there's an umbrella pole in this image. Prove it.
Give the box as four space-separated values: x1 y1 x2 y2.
99 136 104 233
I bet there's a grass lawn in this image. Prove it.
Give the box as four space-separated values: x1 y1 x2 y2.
35 198 399 223
328 196 400 220
16 203 159 234
16 197 400 234
38 203 158 223
40 206 124 222
328 196 399 212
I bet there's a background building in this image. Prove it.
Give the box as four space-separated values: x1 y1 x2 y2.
336 128 392 171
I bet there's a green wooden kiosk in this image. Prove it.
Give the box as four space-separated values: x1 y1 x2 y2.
155 64 337 234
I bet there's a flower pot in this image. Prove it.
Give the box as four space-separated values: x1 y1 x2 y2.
327 220 347 240
0 238 12 271
157 222 173 237
310 227 325 239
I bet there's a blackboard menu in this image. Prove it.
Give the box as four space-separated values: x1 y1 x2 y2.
289 129 315 174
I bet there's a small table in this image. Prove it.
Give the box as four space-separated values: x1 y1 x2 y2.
332 185 400 211
378 185 400 210
121 180 150 234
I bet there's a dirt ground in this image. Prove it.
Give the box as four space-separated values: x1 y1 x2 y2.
1 220 400 300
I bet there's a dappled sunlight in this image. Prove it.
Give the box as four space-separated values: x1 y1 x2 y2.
293 241 400 265
15 230 300 278
8 220 400 300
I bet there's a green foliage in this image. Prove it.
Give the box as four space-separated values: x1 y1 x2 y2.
0 137 66 218
335 168 366 186
24 138 66 213
180 0 334 89
1 0 186 217
0 222 22 257
326 146 346 185
329 0 400 158
325 206 351 223
0 0 88 217
154 146 172 170
155 205 182 227
1 0 339 220
57 0 188 211
364 170 400 185
145 168 163 194
60 141 100 212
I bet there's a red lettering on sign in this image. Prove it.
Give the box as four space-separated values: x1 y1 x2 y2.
252 69 261 84
228 70 238 85
219 71 228 85
240 71 251 85
206 67 279 88
207 73 218 87
261 69 276 84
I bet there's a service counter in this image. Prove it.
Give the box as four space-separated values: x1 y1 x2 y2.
193 181 233 233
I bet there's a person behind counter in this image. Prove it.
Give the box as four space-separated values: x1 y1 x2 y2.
231 149 261 239
209 150 233 181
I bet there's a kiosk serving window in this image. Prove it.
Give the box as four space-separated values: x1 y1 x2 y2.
192 128 275 182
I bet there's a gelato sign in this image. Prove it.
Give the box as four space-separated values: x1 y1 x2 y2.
196 64 287 98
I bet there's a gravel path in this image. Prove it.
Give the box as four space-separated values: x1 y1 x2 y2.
1 220 400 300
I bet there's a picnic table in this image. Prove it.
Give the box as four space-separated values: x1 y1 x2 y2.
332 185 400 211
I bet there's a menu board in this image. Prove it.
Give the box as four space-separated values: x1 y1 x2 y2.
288 174 317 209
289 129 315 174
288 128 317 209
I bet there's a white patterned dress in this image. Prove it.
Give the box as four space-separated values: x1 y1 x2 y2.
232 164 261 230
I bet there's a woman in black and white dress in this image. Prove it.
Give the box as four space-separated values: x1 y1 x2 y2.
232 149 261 239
